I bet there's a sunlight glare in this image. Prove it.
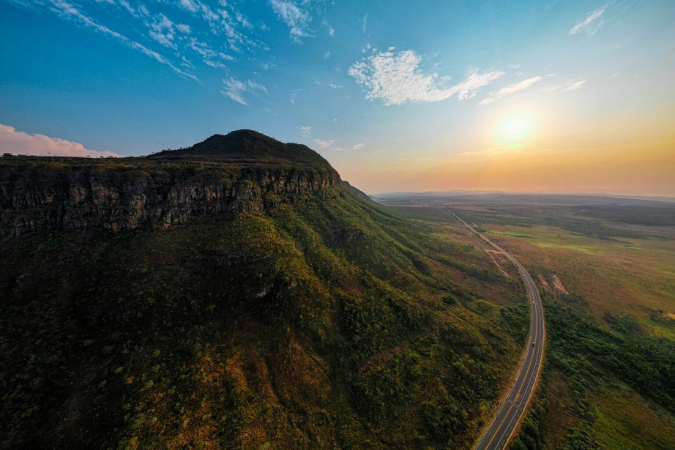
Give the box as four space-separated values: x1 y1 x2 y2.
504 118 527 136
495 109 540 143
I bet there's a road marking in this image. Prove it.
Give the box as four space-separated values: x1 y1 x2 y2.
442 208 545 450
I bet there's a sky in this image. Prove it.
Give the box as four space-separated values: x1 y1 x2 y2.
1 0 674 196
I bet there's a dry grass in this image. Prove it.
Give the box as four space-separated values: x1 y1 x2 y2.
482 224 675 325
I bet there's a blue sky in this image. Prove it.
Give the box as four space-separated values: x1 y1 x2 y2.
1 0 674 194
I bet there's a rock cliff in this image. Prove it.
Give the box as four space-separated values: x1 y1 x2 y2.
0 131 341 238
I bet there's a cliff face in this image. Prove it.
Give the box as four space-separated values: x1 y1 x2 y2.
0 158 340 238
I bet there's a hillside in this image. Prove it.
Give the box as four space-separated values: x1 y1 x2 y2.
0 132 528 449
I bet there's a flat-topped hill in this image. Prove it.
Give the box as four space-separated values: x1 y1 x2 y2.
0 130 340 237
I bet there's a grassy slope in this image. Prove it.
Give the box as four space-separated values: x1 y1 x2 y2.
0 184 527 450
437 203 675 450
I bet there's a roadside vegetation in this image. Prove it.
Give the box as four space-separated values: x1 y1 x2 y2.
419 196 675 450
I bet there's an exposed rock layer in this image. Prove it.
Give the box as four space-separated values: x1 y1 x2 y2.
0 158 340 238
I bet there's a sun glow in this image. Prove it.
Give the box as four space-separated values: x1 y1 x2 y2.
495 109 540 142
504 118 527 136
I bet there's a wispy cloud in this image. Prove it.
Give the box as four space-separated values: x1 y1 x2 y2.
563 80 586 91
221 78 267 105
570 5 607 36
353 143 366 150
362 13 368 34
289 88 302 104
188 38 233 70
299 126 312 138
313 139 334 148
545 80 587 93
349 50 504 105
9 0 266 82
32 0 200 82
269 0 312 43
481 76 542 104
0 123 120 157
148 13 180 49
172 0 262 52
321 19 334 37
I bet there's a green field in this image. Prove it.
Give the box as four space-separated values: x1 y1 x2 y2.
389 196 675 450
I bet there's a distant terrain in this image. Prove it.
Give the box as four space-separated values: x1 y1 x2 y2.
383 193 675 450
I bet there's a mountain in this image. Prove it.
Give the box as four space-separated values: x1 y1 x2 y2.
0 130 339 238
0 132 526 449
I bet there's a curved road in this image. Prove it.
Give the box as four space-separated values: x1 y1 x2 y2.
444 208 545 450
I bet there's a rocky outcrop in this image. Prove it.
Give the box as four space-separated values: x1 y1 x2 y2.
0 158 341 238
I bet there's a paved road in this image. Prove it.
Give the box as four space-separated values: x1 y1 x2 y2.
444 208 545 450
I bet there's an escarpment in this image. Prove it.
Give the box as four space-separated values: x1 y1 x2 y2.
0 130 341 238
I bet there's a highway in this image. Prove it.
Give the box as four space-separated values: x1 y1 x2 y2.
444 208 545 450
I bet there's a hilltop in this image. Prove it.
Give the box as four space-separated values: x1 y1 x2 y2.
0 130 340 238
0 131 528 449
151 129 333 170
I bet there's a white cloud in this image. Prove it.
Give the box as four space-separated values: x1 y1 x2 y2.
172 0 262 52
570 5 607 36
544 80 587 93
289 88 302 104
352 143 366 150
481 76 542 104
299 126 311 137
563 80 586 91
0 123 120 157
321 19 335 37
189 38 233 69
176 23 191 34
349 50 505 105
328 82 342 89
221 78 267 105
17 0 264 80
362 13 368 34
26 0 199 82
313 139 334 148
323 50 331 60
269 0 312 43
148 13 177 49
179 0 200 13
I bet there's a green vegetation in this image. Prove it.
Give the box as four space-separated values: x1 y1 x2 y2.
0 183 525 449
510 295 675 450
430 196 675 450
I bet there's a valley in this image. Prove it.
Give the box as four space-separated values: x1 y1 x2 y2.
383 194 675 450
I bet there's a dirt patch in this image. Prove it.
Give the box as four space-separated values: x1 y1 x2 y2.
551 274 569 294
537 274 551 290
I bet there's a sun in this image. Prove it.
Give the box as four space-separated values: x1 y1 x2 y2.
503 118 527 137
495 109 540 142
